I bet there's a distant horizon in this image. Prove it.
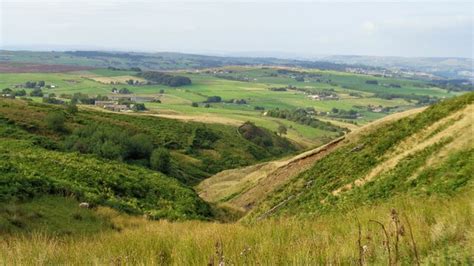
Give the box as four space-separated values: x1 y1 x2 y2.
2 1 472 59
1 47 473 61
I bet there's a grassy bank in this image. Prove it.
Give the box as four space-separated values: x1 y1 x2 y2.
0 190 472 265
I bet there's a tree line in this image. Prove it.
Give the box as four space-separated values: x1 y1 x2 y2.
140 71 192 87
265 108 346 133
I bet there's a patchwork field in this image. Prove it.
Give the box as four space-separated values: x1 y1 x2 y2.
0 63 459 147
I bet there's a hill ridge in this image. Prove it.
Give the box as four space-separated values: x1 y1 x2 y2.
246 92 473 220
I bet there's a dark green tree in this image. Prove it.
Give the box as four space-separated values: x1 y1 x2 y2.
128 134 153 159
30 88 43 97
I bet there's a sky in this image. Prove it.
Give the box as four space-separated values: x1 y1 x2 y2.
1 0 473 58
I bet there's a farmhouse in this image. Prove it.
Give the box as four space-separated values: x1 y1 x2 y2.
94 101 116 107
104 104 130 112
372 107 383 113
367 104 385 113
307 94 339 101
93 100 131 112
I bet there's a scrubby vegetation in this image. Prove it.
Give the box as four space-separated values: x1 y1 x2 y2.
0 121 211 220
0 98 296 186
238 121 296 158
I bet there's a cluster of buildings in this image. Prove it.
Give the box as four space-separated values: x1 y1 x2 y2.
345 67 437 80
366 104 385 113
307 94 339 101
94 101 130 112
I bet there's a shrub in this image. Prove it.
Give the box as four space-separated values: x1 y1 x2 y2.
150 148 171 174
45 112 66 132
66 103 78 114
132 103 146 111
30 88 43 97
128 134 153 159
205 96 222 103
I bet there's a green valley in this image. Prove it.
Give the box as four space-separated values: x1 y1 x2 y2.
0 50 472 265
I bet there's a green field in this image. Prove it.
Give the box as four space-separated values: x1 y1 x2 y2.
0 65 457 147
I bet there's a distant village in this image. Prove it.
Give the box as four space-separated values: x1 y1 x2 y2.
345 67 437 80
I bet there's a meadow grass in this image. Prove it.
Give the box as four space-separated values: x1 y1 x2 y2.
0 191 471 265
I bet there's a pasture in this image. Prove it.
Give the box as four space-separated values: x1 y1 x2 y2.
0 65 456 147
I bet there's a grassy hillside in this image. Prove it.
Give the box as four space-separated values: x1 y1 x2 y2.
248 92 474 220
0 96 296 223
0 118 211 220
0 196 116 235
1 190 472 264
197 136 345 218
0 94 472 264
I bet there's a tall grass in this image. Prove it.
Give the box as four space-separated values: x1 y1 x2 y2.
1 190 472 265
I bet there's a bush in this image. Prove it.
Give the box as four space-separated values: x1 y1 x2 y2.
192 127 219 149
150 148 171 174
30 88 43 97
66 103 78 114
132 103 146 111
119 88 131 94
205 96 222 103
45 112 66 132
128 134 153 159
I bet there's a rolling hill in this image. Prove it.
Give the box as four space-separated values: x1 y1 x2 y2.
0 92 472 264
196 107 426 217
247 92 473 220
0 96 298 226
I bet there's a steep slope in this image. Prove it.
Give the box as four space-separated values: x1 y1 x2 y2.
0 119 211 220
197 136 344 215
197 107 426 216
248 92 473 220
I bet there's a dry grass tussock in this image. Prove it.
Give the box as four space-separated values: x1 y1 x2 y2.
1 190 472 265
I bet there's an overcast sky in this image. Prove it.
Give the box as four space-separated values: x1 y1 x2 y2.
1 0 473 58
